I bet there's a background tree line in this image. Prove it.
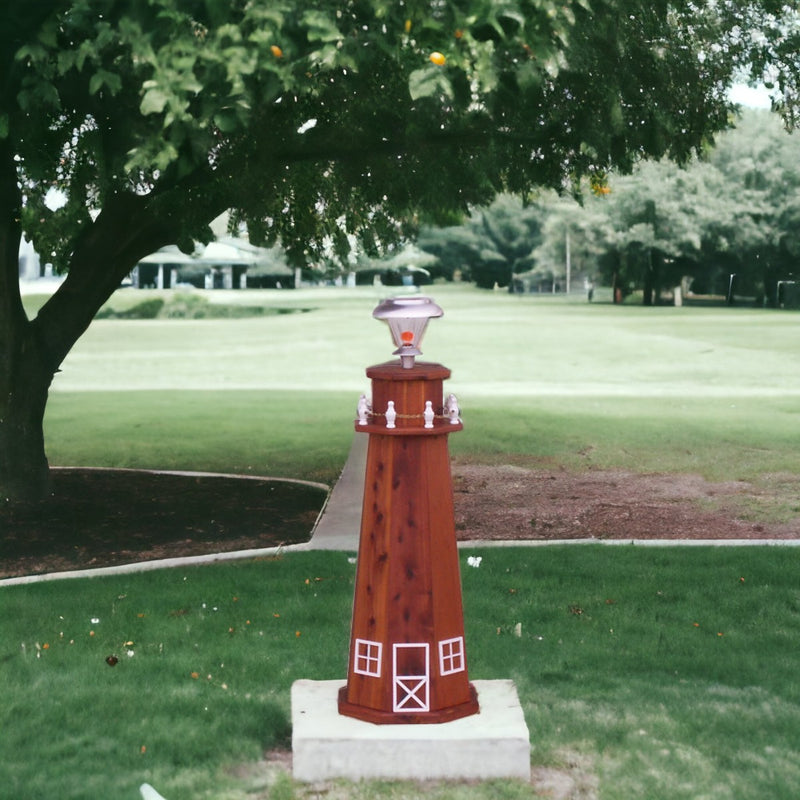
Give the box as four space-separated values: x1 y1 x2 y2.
415 109 800 306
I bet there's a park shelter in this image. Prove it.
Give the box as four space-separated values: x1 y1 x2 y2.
134 238 294 289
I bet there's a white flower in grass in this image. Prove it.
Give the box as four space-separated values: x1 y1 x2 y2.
467 556 482 568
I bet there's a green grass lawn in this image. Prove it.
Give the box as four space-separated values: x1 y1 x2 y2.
41 284 800 489
3 547 800 799
44 389 355 485
7 284 800 798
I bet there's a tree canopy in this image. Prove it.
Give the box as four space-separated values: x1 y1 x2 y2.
542 111 800 305
418 111 800 303
2 0 799 499
417 194 545 288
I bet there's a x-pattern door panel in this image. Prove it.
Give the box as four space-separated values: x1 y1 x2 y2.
393 643 429 712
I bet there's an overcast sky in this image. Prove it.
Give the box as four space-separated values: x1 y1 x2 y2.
728 83 773 108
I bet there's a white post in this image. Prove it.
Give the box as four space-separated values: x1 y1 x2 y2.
565 229 571 294
423 401 435 429
357 394 371 425
385 401 397 429
446 393 460 424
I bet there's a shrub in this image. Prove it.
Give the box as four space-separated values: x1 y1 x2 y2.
96 298 165 319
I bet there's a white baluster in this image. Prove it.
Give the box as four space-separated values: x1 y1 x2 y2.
385 400 397 429
423 400 435 429
446 393 460 424
357 393 371 425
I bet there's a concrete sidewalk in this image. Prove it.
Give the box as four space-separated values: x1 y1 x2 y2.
306 433 365 551
305 439 800 553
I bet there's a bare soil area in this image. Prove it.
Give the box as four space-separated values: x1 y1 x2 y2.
2 464 798 580
453 463 800 542
0 468 327 580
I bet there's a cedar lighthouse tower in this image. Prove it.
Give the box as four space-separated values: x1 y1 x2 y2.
338 296 479 724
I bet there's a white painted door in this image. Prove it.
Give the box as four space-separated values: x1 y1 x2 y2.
392 643 430 713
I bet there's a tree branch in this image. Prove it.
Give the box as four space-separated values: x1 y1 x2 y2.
33 176 231 369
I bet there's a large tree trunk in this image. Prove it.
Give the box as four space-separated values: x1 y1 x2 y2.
0 190 175 501
0 139 229 502
0 139 51 501
0 331 55 501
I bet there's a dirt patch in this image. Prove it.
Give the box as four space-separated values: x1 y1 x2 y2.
452 464 800 541
2 464 798 580
0 468 327 580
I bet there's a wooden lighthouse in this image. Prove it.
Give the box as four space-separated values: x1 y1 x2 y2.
338 297 479 724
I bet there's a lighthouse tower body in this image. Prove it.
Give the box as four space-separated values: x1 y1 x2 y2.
338 360 479 724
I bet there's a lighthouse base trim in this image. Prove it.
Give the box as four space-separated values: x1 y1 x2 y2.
291 679 530 782
337 682 480 725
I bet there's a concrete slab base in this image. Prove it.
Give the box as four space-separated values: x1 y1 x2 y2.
291 679 530 782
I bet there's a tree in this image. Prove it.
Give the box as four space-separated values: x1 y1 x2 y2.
593 160 710 303
579 110 800 305
709 110 800 303
418 194 544 288
416 222 488 283
529 192 608 292
592 111 800 304
470 195 545 289
2 0 798 500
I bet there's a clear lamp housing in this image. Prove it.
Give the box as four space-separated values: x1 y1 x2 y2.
372 296 444 368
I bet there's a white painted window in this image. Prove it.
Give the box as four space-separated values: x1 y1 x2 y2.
438 636 465 676
354 638 382 677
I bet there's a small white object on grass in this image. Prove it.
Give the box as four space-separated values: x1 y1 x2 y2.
140 784 168 800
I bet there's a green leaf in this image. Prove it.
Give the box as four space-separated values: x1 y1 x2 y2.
301 10 342 43
472 43 498 93
14 43 48 64
140 85 170 115
88 73 104 95
57 49 77 74
89 70 122 96
216 23 243 43
515 62 541 91
497 9 525 31
409 67 454 101
76 41 97 71
213 109 240 133
37 16 59 48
